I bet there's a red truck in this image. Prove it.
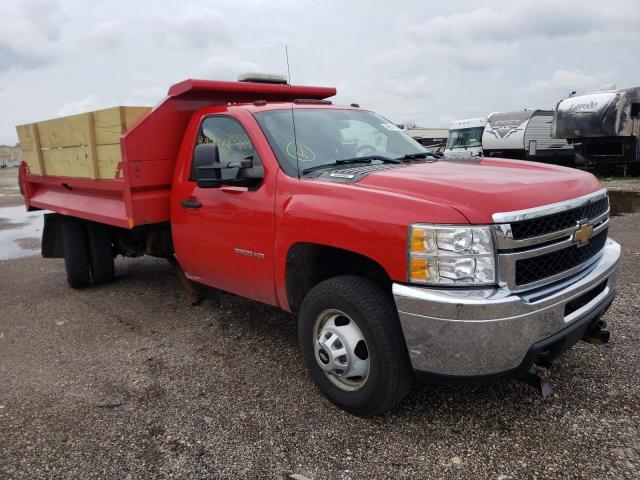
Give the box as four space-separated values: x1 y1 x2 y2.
17 75 620 416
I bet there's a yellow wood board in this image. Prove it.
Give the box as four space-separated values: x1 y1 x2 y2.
15 106 151 179
15 124 36 151
124 107 150 130
41 144 122 178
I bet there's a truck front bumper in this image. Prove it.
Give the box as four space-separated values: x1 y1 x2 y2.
393 239 620 380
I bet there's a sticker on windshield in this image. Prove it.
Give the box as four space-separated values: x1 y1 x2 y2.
286 142 316 162
380 123 401 131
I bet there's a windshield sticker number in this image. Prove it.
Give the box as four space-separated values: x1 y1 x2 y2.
286 142 316 162
380 123 401 131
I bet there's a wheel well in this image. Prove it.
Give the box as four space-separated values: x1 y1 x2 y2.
285 243 392 313
41 214 173 259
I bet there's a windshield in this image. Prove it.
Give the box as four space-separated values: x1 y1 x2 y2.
254 109 427 176
446 127 484 149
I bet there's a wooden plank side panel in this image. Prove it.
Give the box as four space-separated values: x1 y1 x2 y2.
86 113 99 179
21 149 40 173
16 123 43 174
35 106 142 148
37 113 89 148
97 144 123 179
42 146 92 177
124 107 152 131
42 144 122 179
94 107 127 145
15 105 150 179
30 124 46 175
15 124 36 151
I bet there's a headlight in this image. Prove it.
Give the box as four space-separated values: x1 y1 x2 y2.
408 225 496 285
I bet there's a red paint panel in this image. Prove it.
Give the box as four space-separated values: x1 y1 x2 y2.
272 170 470 311
357 159 602 224
29 184 129 228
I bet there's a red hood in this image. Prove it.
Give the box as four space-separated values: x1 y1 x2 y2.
356 158 602 224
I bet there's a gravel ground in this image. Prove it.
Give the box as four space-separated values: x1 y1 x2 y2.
0 166 639 479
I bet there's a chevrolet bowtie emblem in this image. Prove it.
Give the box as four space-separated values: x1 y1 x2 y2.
573 222 593 246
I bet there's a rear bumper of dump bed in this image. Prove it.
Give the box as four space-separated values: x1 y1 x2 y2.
393 239 620 380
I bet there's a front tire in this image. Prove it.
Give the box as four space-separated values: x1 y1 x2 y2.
298 275 414 417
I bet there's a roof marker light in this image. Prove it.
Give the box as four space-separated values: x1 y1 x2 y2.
238 72 288 84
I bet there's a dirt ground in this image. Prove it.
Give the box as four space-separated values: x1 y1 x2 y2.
0 166 639 479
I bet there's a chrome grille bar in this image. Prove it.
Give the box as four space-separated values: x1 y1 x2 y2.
492 189 611 292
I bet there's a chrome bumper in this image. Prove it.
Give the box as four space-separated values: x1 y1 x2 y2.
393 240 620 377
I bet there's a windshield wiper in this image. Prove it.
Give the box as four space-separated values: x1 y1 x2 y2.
396 152 438 161
301 155 401 175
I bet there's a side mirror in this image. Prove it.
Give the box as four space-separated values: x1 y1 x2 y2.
193 144 224 188
192 145 264 188
237 155 265 180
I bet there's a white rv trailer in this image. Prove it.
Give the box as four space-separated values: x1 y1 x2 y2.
444 111 574 163
553 87 640 170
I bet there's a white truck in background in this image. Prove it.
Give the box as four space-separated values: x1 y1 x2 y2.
445 110 574 165
443 117 486 157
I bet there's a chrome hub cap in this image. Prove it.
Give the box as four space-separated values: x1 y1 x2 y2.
313 309 370 391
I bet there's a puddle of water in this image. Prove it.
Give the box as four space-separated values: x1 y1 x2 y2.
0 206 45 260
609 190 640 216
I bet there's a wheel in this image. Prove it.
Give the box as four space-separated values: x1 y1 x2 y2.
87 222 114 284
62 218 91 288
298 275 414 416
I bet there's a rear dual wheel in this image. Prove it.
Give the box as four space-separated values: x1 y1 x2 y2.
87 222 115 284
62 218 114 288
298 275 414 417
62 218 91 288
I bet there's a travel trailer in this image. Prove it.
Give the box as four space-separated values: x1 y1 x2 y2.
445 111 574 164
553 87 640 172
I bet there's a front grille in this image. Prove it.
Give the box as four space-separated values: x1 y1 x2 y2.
515 229 608 286
510 196 608 240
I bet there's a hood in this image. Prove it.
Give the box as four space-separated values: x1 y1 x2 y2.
355 158 602 224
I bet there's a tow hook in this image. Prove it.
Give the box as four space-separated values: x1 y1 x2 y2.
582 320 611 346
523 364 553 398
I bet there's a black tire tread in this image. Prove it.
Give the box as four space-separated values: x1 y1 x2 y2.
62 219 91 288
86 222 114 284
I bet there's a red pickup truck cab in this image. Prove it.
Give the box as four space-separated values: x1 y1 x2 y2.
18 76 620 416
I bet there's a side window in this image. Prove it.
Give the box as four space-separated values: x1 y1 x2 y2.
192 116 261 181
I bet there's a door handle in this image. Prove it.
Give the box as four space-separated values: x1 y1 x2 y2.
180 199 202 208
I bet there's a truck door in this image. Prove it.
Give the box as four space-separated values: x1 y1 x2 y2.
171 114 277 305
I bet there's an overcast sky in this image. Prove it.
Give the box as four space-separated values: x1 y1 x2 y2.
1 0 639 144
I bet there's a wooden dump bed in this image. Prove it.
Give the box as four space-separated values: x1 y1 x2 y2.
17 107 150 180
17 79 336 229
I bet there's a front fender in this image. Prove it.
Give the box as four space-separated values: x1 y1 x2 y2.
273 171 469 311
